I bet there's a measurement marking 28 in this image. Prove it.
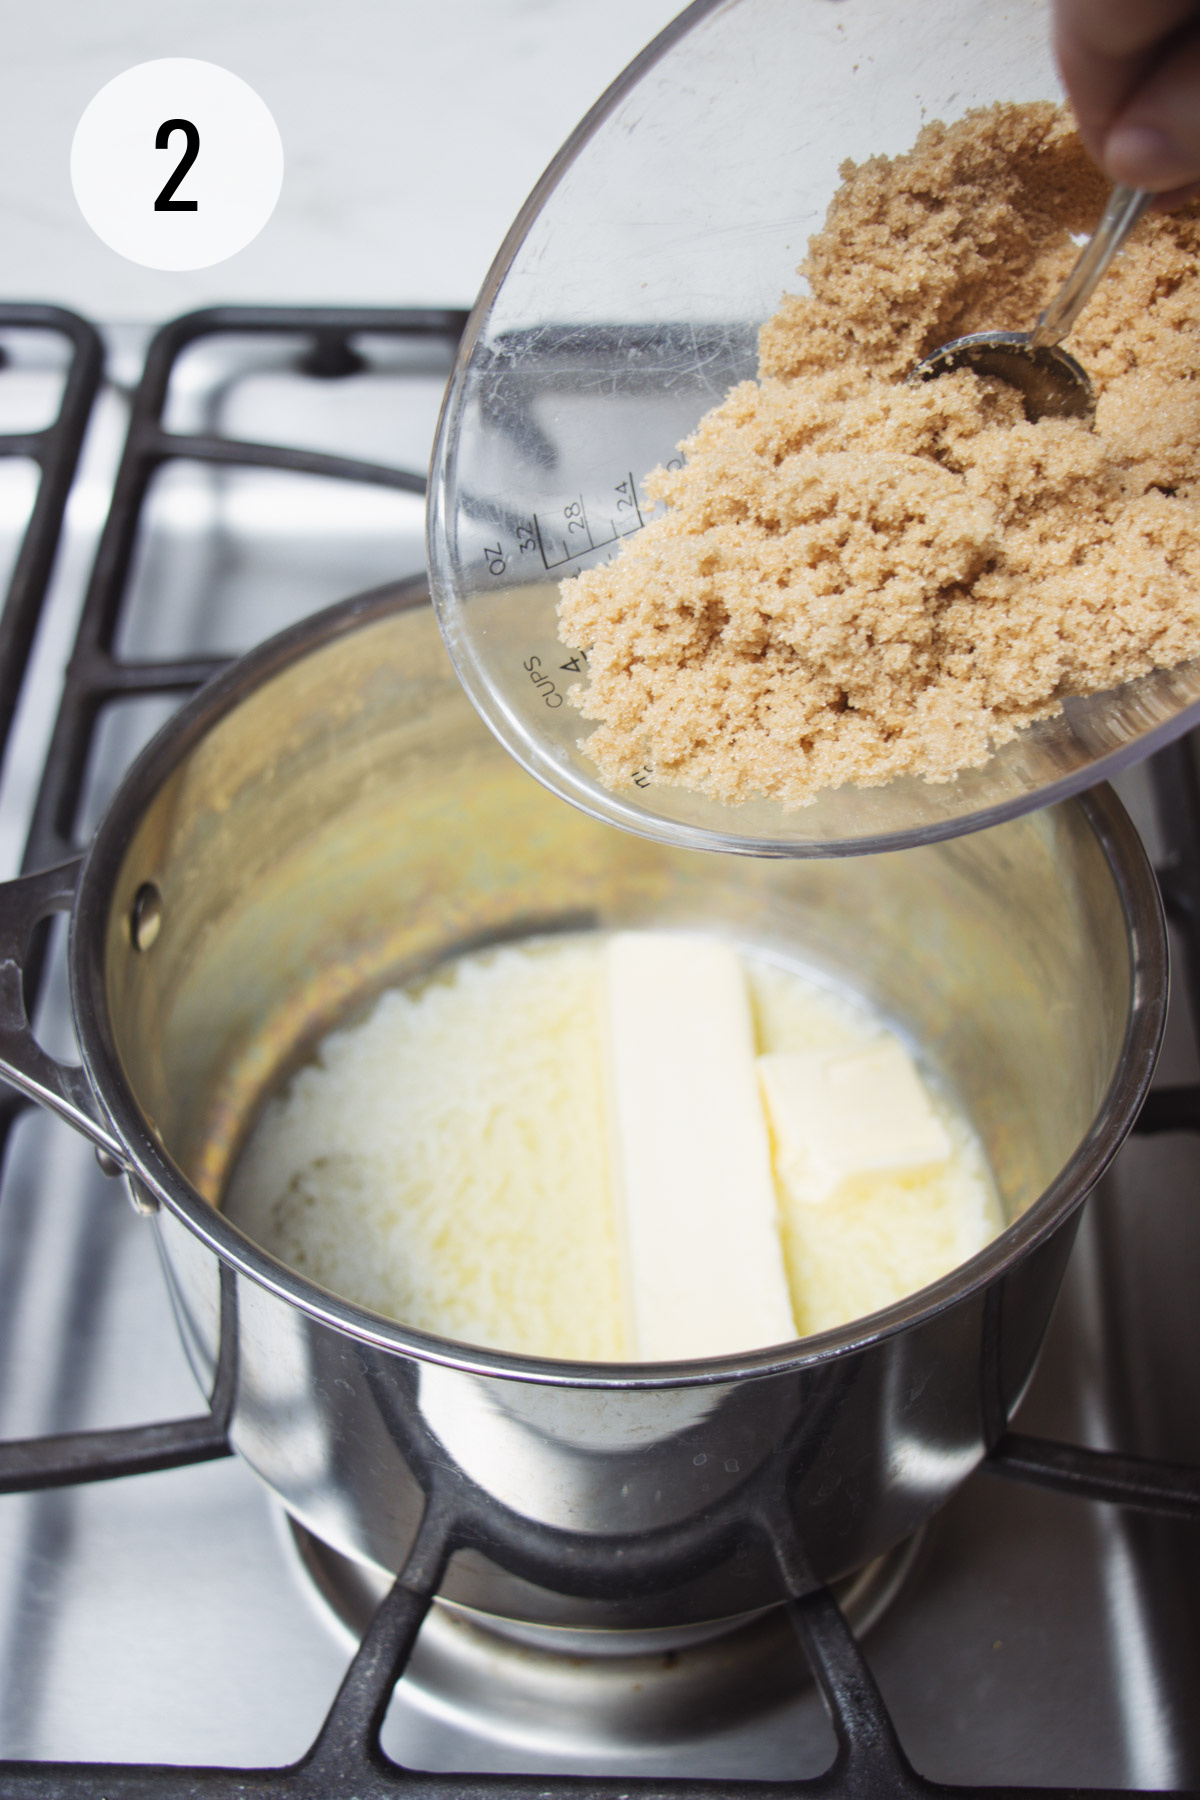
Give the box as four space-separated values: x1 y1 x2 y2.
532 472 646 570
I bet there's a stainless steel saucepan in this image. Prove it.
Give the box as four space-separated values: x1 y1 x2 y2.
0 578 1166 1632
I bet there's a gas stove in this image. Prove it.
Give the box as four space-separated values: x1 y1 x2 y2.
0 303 1198 1795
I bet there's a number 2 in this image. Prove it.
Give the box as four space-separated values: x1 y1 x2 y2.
155 119 200 211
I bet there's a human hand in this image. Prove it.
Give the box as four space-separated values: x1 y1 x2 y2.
1054 0 1200 205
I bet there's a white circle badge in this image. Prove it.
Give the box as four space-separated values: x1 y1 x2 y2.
71 59 284 271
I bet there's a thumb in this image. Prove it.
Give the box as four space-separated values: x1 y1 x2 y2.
1103 22 1200 191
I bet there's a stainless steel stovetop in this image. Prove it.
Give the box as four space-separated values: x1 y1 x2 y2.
0 313 1197 1788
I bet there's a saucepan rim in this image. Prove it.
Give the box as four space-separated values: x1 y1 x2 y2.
68 576 1168 1390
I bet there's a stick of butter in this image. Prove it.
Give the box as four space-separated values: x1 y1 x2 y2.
603 933 797 1361
758 1040 952 1204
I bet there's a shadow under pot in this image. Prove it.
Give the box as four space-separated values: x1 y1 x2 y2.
0 577 1166 1634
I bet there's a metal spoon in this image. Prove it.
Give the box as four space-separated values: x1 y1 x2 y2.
912 184 1152 421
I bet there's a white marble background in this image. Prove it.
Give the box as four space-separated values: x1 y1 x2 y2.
0 0 684 320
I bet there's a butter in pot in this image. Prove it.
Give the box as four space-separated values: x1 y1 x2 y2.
224 928 1001 1363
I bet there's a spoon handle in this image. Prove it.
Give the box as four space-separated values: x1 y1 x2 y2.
1030 185 1152 349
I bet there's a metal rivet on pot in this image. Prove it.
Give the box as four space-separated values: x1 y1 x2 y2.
130 881 163 951
94 1145 123 1178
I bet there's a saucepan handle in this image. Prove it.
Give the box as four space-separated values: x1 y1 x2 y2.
0 859 124 1162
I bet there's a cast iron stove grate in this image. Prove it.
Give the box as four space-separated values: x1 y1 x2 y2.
0 303 1197 1798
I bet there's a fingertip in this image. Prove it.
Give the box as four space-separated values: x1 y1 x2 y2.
1149 179 1200 212
1103 120 1200 189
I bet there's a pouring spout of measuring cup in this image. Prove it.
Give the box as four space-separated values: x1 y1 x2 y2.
1029 185 1152 349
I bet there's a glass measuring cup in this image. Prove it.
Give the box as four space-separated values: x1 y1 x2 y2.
427 0 1200 858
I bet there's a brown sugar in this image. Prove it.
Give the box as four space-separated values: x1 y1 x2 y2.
556 103 1200 809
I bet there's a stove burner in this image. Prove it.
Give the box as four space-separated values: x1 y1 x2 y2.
288 1516 922 1760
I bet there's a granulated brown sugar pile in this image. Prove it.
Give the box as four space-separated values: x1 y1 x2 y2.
556 103 1200 808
